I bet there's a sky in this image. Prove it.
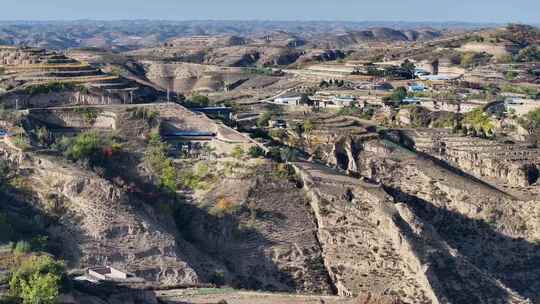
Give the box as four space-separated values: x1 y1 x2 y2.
1 0 539 24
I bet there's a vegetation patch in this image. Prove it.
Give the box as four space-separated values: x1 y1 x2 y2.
8 255 68 304
23 82 85 96
463 108 495 137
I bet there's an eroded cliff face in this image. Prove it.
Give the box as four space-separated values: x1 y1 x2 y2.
171 163 335 294
293 161 438 303
298 127 540 303
386 129 540 189
0 145 216 286
352 138 540 303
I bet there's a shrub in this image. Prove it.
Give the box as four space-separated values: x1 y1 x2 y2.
209 198 236 217
23 82 79 96
516 46 540 62
195 162 210 177
128 108 159 127
9 255 66 304
256 111 272 128
248 146 265 158
144 132 170 176
186 94 210 107
11 135 31 151
0 160 10 182
464 108 495 136
179 170 203 190
20 272 60 304
35 127 51 147
460 52 492 68
303 120 314 134
74 108 100 125
159 159 178 193
13 241 32 254
384 87 407 102
269 129 287 141
209 271 226 286
63 132 103 163
230 146 244 159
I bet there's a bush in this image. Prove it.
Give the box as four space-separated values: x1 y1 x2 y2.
20 272 60 304
209 198 236 217
209 271 225 286
179 170 203 190
143 132 180 192
11 135 31 151
460 52 492 68
195 162 210 177
128 108 159 127
186 94 210 108
516 46 540 62
9 255 66 304
144 132 170 176
73 108 100 125
269 129 287 141
159 159 178 193
23 82 80 96
464 108 495 136
384 87 407 102
13 241 32 254
256 111 272 128
230 146 244 159
248 146 265 158
35 127 51 147
64 132 101 161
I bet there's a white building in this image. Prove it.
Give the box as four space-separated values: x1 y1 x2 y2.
274 96 302 105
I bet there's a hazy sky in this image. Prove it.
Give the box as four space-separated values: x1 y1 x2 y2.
1 0 539 23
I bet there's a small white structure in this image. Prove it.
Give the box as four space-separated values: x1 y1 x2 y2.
331 96 356 107
418 74 453 81
88 266 128 281
274 96 302 105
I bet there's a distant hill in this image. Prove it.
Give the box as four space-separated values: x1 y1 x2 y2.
0 20 499 50
313 28 444 48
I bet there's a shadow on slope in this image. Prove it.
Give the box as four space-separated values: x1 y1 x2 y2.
386 186 540 303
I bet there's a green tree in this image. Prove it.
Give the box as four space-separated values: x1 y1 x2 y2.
464 108 495 136
517 46 540 62
144 132 170 176
248 146 265 158
400 59 416 79
63 132 104 164
257 111 272 128
10 256 65 304
159 160 178 193
385 87 408 102
144 132 178 192
20 273 60 304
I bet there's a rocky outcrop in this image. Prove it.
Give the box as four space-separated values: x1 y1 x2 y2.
294 161 438 303
0 144 225 286
386 129 540 188
352 137 540 303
